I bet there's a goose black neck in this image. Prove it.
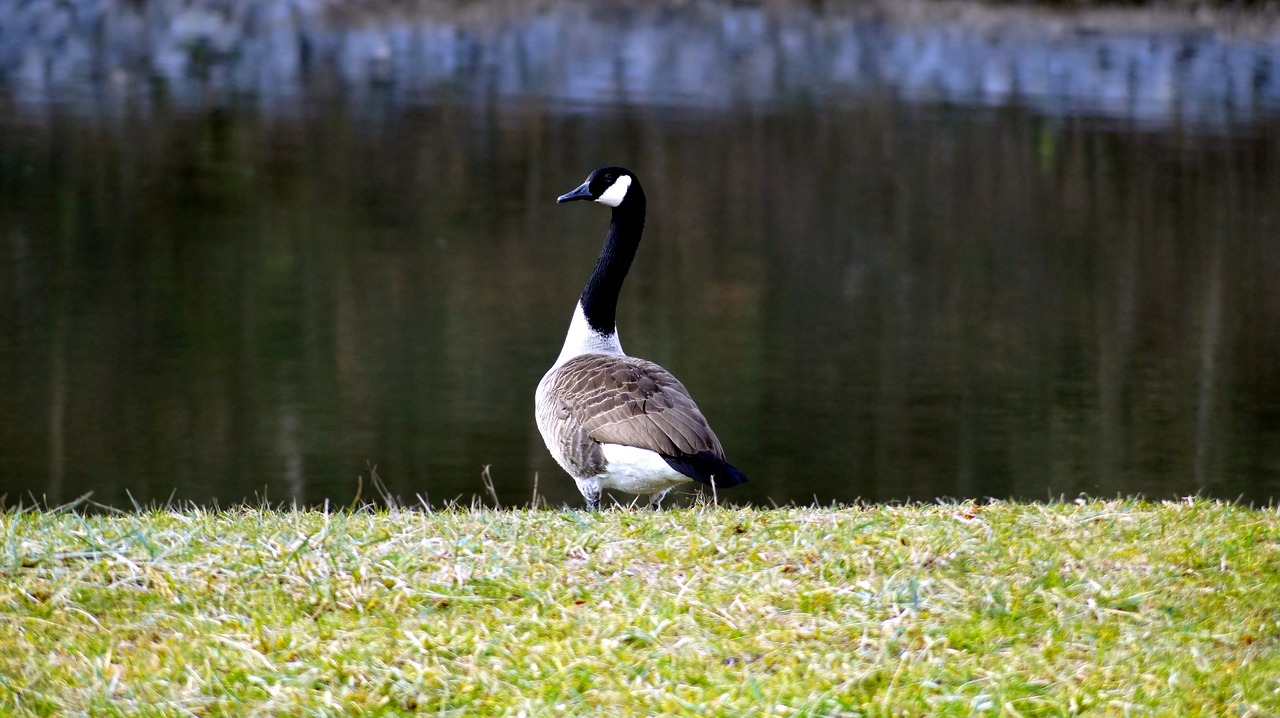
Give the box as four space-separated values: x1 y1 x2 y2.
580 188 646 335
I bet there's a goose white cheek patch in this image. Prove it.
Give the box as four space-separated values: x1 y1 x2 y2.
594 175 631 207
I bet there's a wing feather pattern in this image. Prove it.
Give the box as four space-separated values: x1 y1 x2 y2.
547 354 725 459
541 353 748 488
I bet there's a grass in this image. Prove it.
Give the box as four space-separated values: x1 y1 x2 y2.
0 498 1277 716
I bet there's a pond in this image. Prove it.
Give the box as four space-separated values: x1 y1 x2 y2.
1 1 1278 508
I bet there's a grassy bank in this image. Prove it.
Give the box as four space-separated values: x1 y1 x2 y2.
1 499 1277 716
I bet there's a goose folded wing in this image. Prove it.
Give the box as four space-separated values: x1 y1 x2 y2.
553 354 725 458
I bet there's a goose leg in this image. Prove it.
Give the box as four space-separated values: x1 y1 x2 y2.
647 488 672 510
576 478 602 511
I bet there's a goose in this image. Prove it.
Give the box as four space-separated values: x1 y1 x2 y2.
535 166 748 510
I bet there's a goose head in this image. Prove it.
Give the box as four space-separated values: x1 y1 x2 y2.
557 166 639 209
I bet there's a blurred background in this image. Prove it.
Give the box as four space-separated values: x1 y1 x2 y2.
1 0 1278 508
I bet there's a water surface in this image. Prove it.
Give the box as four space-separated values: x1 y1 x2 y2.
1 2 1278 507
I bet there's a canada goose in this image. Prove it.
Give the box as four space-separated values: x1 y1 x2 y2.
535 166 748 510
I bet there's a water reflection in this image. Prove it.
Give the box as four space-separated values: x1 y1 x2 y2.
1 95 1277 508
3 1 1279 129
2 3 1279 508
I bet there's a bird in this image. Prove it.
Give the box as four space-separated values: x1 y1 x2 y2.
535 166 748 510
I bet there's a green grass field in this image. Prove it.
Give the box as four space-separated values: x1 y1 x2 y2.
1 499 1277 716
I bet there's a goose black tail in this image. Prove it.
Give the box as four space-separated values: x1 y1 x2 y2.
662 451 749 488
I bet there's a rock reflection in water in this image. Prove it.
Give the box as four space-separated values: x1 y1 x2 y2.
2 0 1279 129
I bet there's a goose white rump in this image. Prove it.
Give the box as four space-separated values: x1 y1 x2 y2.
594 444 691 495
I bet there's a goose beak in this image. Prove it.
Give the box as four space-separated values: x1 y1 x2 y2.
557 181 593 204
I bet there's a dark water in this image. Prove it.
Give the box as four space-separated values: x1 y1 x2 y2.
2 2 1279 507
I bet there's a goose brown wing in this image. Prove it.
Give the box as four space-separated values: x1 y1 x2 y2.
548 353 725 458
